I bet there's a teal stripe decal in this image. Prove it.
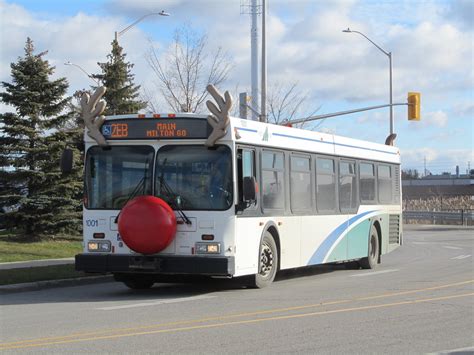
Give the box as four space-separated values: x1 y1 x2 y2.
308 210 375 265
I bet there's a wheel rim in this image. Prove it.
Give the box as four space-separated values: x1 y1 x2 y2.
259 241 274 277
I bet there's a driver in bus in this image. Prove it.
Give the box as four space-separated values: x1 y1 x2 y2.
209 159 232 209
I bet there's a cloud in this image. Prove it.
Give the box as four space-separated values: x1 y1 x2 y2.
425 110 449 128
357 111 389 124
446 0 474 30
453 102 474 117
1 0 471 159
0 0 164 104
3 0 471 108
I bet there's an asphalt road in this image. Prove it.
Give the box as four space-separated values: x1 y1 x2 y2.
1 225 473 354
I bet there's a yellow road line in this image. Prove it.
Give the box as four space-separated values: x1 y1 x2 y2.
1 292 472 350
1 279 472 348
357 279 473 301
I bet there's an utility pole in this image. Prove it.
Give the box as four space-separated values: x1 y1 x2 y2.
260 0 267 122
250 0 260 120
241 0 261 120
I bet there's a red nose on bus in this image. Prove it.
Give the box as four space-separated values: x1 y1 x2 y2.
117 196 177 254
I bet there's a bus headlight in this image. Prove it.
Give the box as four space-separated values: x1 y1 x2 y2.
88 240 111 252
195 242 221 254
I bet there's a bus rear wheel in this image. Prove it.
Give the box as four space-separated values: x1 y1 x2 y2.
251 232 278 288
359 225 379 269
114 274 155 290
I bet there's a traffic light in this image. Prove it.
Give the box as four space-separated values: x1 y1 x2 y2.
408 92 421 120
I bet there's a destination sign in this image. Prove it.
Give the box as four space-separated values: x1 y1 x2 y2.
101 118 212 140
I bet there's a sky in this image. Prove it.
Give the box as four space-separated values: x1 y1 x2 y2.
0 0 472 175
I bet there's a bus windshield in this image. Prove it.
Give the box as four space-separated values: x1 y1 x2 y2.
85 146 154 209
156 145 232 211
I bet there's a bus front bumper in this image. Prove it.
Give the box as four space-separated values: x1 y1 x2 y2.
75 253 234 276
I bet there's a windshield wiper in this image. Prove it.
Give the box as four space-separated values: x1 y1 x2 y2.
114 176 145 224
158 159 192 225
114 157 150 224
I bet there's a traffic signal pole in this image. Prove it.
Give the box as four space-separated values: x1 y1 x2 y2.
286 102 411 125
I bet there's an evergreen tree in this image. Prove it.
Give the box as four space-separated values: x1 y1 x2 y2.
0 38 81 240
93 39 146 115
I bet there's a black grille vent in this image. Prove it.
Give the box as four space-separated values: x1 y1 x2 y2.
389 214 400 244
394 166 401 203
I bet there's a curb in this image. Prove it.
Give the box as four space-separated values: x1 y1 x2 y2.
0 275 114 293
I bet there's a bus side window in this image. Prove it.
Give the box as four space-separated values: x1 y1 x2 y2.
237 149 256 209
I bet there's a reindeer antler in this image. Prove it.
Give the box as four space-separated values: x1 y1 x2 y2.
205 84 232 147
81 86 107 146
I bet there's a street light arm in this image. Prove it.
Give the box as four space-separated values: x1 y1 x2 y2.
117 11 169 38
344 29 390 57
343 27 394 135
64 61 99 85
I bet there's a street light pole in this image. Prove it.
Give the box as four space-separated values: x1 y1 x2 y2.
343 28 394 135
64 61 100 85
115 10 170 41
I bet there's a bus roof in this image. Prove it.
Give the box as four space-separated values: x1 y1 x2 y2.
87 113 400 164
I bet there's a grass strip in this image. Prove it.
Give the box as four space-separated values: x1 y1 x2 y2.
0 240 82 263
0 264 94 285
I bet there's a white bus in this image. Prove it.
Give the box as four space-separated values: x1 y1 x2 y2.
75 110 402 289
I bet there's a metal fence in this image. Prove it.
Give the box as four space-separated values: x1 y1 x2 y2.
403 210 474 226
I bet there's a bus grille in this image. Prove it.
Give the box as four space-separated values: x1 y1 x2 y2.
389 214 400 244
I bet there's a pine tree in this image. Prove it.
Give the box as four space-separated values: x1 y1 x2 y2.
0 38 81 240
93 39 146 115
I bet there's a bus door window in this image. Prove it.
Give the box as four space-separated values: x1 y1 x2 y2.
209 155 232 209
237 148 256 209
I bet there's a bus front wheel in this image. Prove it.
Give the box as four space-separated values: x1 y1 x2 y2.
359 225 379 269
251 231 278 288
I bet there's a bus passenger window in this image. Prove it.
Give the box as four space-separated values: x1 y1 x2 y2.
378 165 392 203
339 161 358 212
316 158 336 212
360 163 376 202
290 156 312 211
262 151 284 210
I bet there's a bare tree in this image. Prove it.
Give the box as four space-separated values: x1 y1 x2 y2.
146 25 233 113
266 82 323 129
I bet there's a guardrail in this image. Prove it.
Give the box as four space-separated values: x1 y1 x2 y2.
403 210 474 226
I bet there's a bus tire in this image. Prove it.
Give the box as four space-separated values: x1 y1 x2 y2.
359 225 379 269
251 231 278 288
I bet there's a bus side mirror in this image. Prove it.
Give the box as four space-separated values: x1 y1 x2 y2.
60 149 74 174
243 176 256 201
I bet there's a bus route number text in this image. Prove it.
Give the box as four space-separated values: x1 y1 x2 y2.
110 123 129 138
